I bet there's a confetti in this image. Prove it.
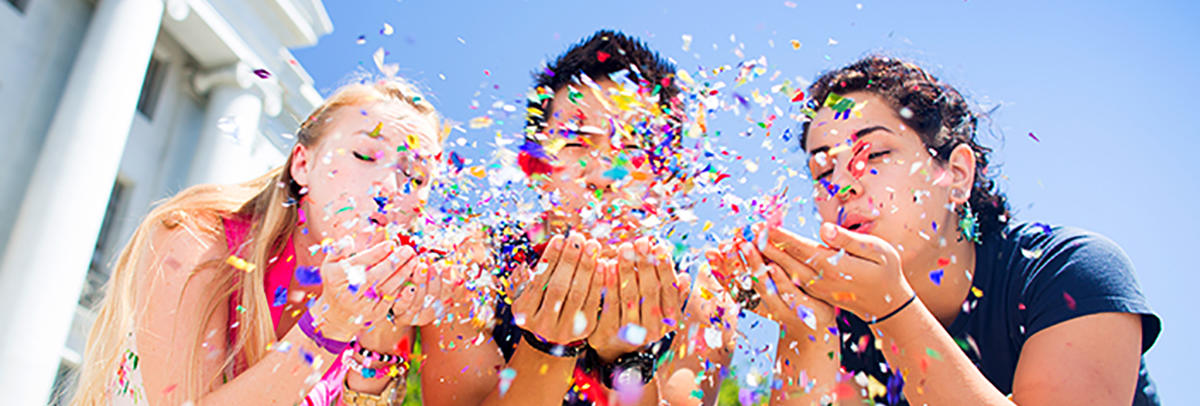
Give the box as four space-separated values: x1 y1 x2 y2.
252 69 270 79
1062 291 1077 310
380 23 393 36
295 266 321 286
1028 132 1040 142
225 255 255 272
619 324 647 345
929 269 944 285
499 368 516 396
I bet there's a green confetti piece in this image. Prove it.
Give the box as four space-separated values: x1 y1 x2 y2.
925 347 943 361
954 338 969 351
336 206 353 214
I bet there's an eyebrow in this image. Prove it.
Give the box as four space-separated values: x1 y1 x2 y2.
807 125 895 155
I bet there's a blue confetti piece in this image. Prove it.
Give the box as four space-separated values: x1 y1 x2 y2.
373 196 389 213
449 151 465 172
602 166 629 180
272 286 287 307
930 269 944 286
519 139 550 159
741 225 755 242
295 266 321 286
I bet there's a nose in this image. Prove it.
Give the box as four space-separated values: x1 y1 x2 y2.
826 160 862 203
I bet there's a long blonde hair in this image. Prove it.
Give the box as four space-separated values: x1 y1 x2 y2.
69 76 444 405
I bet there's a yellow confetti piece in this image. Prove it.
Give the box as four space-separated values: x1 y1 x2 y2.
469 166 486 178
226 255 255 272
699 287 713 300
831 291 857 302
539 364 548 374
368 122 383 138
790 39 802 50
702 221 714 232
406 133 420 150
971 286 984 298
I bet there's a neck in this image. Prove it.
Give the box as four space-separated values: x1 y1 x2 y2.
292 203 326 269
904 229 977 328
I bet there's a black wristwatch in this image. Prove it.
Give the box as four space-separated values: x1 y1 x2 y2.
596 332 675 389
521 329 587 357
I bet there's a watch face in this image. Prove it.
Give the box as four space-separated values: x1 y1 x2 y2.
615 367 644 388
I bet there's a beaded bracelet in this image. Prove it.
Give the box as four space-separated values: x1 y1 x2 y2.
345 355 408 380
350 341 405 364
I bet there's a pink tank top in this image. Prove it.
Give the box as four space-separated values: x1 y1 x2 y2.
222 215 348 405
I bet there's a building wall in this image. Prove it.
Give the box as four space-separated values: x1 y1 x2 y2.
0 0 332 402
0 0 94 252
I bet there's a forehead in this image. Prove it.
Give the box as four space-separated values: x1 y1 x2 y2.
805 91 910 153
546 79 651 124
325 101 441 155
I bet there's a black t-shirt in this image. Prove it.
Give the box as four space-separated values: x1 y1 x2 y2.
838 222 1161 405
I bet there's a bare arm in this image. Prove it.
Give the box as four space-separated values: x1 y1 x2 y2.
134 224 341 405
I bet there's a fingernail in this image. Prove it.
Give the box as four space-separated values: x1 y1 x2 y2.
822 223 837 239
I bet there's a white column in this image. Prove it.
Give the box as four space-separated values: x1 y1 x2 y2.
0 0 163 404
187 63 265 186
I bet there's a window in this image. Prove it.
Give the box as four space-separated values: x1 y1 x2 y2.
136 57 166 119
5 0 30 14
78 179 129 308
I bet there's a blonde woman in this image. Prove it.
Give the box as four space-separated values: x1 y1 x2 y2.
71 77 456 405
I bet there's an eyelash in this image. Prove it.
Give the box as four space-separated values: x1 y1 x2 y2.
815 150 891 179
352 151 376 162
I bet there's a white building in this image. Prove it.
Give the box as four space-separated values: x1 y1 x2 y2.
0 0 332 403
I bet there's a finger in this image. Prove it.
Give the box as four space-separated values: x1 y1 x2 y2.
346 240 399 268
511 235 564 317
755 264 791 317
635 237 662 333
376 246 418 296
561 239 599 326
543 233 585 316
818 222 893 264
765 226 857 276
403 259 431 324
580 257 605 337
761 241 820 286
420 261 446 324
616 242 641 327
765 264 823 332
595 260 620 333
653 243 682 323
704 248 729 285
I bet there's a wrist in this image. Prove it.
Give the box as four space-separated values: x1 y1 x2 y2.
520 329 587 358
307 299 358 341
297 311 353 354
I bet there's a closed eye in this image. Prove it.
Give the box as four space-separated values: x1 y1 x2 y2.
352 151 376 162
868 151 890 159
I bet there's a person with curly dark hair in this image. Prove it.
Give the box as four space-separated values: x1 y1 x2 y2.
418 30 737 406
710 55 1161 405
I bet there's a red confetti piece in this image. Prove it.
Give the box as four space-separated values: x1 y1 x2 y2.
1062 291 1077 310
936 257 950 267
790 89 805 102
596 51 610 62
517 151 554 176
1028 132 1040 142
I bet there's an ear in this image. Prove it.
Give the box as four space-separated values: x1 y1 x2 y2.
945 143 976 204
290 143 312 189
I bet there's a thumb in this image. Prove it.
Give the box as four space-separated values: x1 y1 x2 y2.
819 222 892 264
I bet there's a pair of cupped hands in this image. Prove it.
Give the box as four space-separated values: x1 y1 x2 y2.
509 232 691 361
306 238 463 353
705 222 917 338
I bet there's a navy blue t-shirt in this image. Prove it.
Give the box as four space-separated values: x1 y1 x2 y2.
838 222 1161 405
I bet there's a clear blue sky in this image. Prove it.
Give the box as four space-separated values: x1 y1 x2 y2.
293 0 1199 402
